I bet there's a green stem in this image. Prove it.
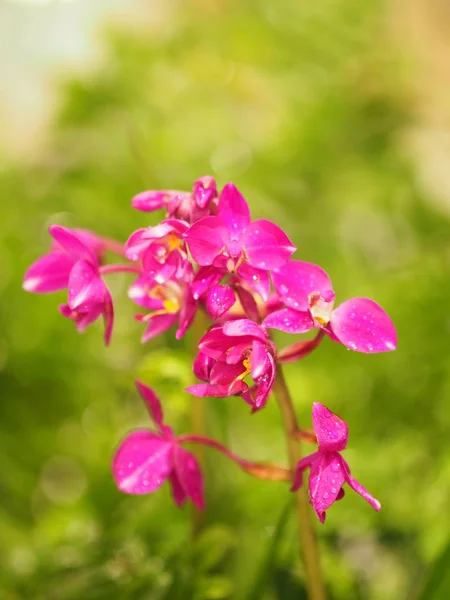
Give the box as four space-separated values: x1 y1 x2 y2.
272 366 327 600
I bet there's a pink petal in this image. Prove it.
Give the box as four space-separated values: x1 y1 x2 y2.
112 430 173 495
173 446 205 509
72 229 107 259
186 381 247 398
135 380 164 429
250 341 269 380
309 453 346 523
146 251 183 284
243 219 296 270
193 352 214 381
252 353 275 410
169 471 187 507
225 341 253 364
131 190 178 212
136 312 178 342
199 326 236 360
222 319 267 341
271 261 333 311
192 265 224 299
263 308 314 334
102 287 114 345
291 453 318 491
217 183 250 239
176 291 197 339
312 403 348 452
59 303 102 332
236 264 270 301
209 361 247 385
329 297 397 353
128 275 162 310
185 217 228 266
49 225 97 264
193 176 217 209
234 285 260 322
67 260 105 311
23 252 75 293
124 229 151 261
206 285 236 318
342 459 381 512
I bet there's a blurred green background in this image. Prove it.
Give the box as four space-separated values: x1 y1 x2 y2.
1 0 450 598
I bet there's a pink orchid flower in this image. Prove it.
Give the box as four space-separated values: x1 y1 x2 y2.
292 403 381 523
129 258 196 342
184 183 296 299
124 218 189 273
113 381 204 509
187 319 276 411
263 260 397 353
23 225 114 344
131 176 218 223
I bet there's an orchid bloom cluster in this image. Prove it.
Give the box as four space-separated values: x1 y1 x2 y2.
23 176 397 522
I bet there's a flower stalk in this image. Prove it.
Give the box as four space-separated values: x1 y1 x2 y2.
273 366 327 600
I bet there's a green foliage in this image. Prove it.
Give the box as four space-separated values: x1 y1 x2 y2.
1 0 450 598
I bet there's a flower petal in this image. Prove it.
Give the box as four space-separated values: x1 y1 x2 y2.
263 308 314 334
112 430 173 495
252 352 275 410
243 219 296 270
131 190 178 212
176 290 197 339
49 225 97 264
250 341 269 380
309 452 346 523
59 303 102 332
136 312 178 342
169 471 187 507
191 265 224 299
272 261 333 311
206 285 236 319
193 176 217 209
124 228 150 261
173 446 205 509
185 217 228 266
342 458 381 512
223 319 267 341
193 352 214 381
236 263 270 301
329 297 397 353
135 381 164 430
291 453 318 491
218 183 250 239
186 381 247 398
209 361 247 385
68 260 105 311
234 285 260 322
312 403 348 452
128 275 162 310
23 252 75 293
102 287 114 345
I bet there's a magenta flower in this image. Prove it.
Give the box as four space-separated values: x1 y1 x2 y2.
124 218 189 271
129 259 196 342
131 176 218 223
23 227 106 294
113 381 204 509
185 183 296 299
187 319 276 411
263 260 397 353
23 225 114 344
292 403 381 523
